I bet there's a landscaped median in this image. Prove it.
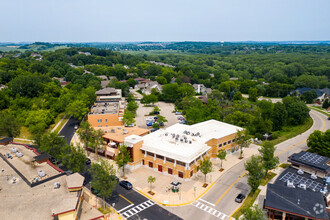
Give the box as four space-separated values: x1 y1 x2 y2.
309 106 330 117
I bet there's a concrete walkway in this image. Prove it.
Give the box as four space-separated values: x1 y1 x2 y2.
51 114 68 133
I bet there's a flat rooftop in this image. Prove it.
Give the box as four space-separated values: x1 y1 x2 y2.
96 126 150 143
90 101 119 115
0 144 61 184
140 120 242 163
0 155 77 219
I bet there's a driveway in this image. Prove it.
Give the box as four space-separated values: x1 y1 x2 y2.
135 101 178 129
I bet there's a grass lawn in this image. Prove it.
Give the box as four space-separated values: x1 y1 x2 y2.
53 117 69 134
98 206 111 214
309 107 330 117
232 189 261 219
17 126 32 139
266 117 313 146
46 112 67 132
260 172 276 186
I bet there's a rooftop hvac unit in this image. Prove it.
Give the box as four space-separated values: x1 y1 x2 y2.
54 182 61 189
196 132 200 136
123 131 128 134
185 140 188 143
117 127 121 129
111 129 115 133
104 130 108 133
287 180 295 188
189 141 192 144
180 139 183 142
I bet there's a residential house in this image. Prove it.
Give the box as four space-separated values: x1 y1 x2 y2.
193 84 211 95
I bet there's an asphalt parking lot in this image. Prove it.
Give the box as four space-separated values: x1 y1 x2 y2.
135 101 179 129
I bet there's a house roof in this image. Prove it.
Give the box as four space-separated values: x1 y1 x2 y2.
265 183 329 220
33 153 51 162
97 75 108 81
288 151 330 174
0 137 13 144
294 88 325 97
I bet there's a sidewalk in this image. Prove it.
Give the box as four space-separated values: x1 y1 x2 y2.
122 144 260 206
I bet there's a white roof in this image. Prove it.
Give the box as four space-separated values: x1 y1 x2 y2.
140 120 243 163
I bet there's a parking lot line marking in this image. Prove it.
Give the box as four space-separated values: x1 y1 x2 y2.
118 203 135 213
119 194 133 204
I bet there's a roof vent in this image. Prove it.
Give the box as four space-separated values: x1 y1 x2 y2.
111 129 115 133
189 141 192 144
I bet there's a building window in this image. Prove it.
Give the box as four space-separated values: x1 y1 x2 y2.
177 161 186 167
97 119 102 123
232 139 235 143
156 155 164 160
166 157 174 163
147 152 154 157
223 142 227 146
178 171 184 178
219 143 222 148
141 150 145 154
105 119 108 123
148 162 153 168
168 168 173 175
227 149 230 154
190 170 194 177
228 140 231 144
189 161 194 167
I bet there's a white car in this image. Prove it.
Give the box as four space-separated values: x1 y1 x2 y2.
74 125 78 130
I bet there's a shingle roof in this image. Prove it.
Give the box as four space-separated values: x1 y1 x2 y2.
0 137 13 144
95 87 117 95
33 153 51 162
265 183 329 220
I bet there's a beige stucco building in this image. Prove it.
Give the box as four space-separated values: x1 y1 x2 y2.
122 120 243 179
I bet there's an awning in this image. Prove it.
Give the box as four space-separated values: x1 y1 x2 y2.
105 151 115 157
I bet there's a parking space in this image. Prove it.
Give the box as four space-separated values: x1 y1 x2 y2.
135 101 178 129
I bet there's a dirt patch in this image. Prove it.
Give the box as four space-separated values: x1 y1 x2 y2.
148 191 155 195
239 156 244 160
219 168 224 172
202 183 208 188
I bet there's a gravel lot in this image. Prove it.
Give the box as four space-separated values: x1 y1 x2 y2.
135 101 178 129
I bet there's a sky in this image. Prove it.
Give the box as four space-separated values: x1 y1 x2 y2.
1 0 329 42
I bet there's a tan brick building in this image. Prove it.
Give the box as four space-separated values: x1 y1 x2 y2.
122 120 243 179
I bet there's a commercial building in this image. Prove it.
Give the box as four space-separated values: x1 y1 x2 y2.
0 143 103 220
88 88 125 127
288 151 330 178
122 120 243 179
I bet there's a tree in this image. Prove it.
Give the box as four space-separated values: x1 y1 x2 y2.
62 145 87 172
217 149 227 171
248 88 258 102
156 115 168 126
123 110 136 126
92 128 104 161
77 121 93 151
0 111 20 137
39 132 69 164
259 142 279 176
271 102 287 130
148 176 156 192
307 130 330 157
198 157 212 184
126 100 139 113
237 129 250 158
161 83 180 102
115 144 132 178
141 94 158 106
66 100 88 120
233 91 243 101
156 76 167 85
244 155 264 193
242 205 266 220
178 83 195 98
301 90 317 104
322 99 329 109
90 159 116 208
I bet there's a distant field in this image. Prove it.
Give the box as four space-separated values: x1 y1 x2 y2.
0 45 68 52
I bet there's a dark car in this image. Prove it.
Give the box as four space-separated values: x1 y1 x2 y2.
85 158 91 165
328 117 330 120
111 175 119 182
235 193 246 203
119 180 132 190
91 187 100 195
152 111 160 115
151 128 160 133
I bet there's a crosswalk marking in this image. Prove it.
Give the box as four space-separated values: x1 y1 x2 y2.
192 200 229 219
121 200 155 219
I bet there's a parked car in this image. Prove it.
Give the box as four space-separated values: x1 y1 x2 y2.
146 122 153 126
74 125 78 130
151 128 160 133
151 111 160 115
91 187 100 195
178 116 185 120
175 112 182 115
119 181 132 190
125 123 134 127
85 158 91 165
179 120 187 124
235 193 246 203
154 116 158 120
110 175 119 182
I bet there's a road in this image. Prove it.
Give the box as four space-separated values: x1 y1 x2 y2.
167 110 329 220
59 117 81 145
